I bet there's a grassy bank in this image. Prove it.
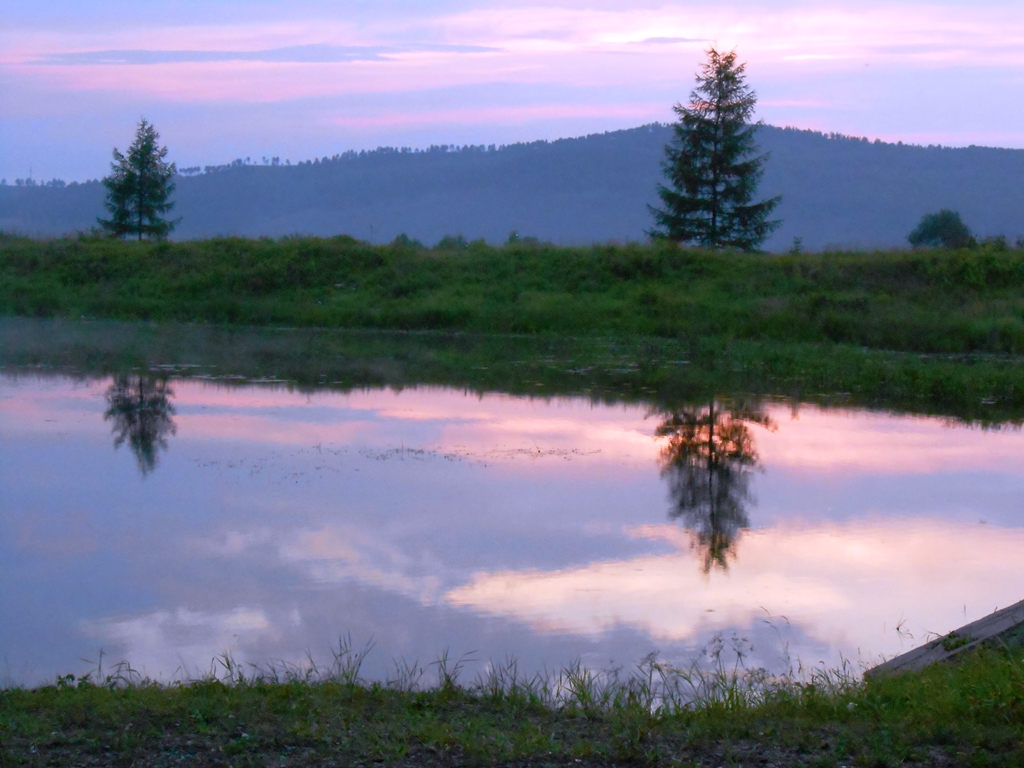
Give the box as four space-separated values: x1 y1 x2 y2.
4 234 1024 354
3 648 1023 767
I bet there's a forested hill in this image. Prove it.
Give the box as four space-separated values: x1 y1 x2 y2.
2 124 1023 251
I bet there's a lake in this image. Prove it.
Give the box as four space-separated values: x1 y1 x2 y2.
2 321 1024 687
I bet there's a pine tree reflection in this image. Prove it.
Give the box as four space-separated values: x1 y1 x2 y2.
104 375 177 475
656 401 775 572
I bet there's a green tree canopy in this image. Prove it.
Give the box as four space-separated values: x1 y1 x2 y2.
908 209 976 249
649 48 780 250
98 119 178 240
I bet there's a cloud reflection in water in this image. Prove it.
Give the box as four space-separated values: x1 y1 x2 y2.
2 376 1024 683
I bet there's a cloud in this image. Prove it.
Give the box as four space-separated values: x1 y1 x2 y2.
638 37 705 45
445 519 1024 666
757 405 1024 475
80 606 279 679
32 42 502 66
279 526 446 604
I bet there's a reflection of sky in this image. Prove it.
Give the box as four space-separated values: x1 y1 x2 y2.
3 1 1024 180
2 375 1024 685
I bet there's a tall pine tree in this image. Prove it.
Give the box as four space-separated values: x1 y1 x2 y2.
649 48 780 250
98 119 178 240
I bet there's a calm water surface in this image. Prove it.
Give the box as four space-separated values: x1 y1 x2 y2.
3 373 1024 685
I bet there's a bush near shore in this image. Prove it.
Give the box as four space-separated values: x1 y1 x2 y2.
4 234 1024 354
2 647 1023 767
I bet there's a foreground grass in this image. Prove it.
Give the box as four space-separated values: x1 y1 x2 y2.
5 234 1024 355
3 649 1023 767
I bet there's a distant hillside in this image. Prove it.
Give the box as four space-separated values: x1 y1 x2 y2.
2 124 1022 251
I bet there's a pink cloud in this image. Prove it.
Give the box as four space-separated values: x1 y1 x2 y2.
7 3 1024 105
757 404 1024 475
446 518 1024 666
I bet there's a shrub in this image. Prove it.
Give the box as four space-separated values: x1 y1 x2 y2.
908 210 976 249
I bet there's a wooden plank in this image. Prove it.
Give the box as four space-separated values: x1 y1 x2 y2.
866 598 1024 679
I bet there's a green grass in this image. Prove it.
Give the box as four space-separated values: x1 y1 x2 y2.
4 233 1024 354
3 645 1024 766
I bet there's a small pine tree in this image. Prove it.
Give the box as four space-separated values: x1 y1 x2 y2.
908 209 976 249
649 48 780 250
98 119 178 240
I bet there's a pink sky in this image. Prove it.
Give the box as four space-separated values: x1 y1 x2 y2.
2 1 1024 181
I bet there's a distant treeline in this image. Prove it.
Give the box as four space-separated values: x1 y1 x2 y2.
2 124 1024 250
176 143 513 177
